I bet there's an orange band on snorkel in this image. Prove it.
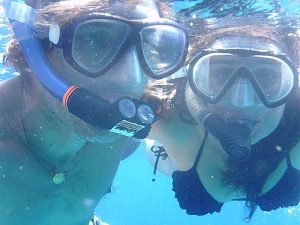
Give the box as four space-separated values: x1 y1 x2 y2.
63 85 78 106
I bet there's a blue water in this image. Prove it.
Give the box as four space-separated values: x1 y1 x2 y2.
96 146 300 225
0 6 17 80
1 1 300 225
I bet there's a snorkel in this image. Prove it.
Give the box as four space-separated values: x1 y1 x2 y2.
185 84 251 160
4 0 156 139
185 36 290 161
185 36 297 161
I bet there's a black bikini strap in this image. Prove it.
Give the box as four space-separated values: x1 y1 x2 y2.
192 131 208 169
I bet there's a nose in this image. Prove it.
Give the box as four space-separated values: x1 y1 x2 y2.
230 78 256 108
106 45 144 86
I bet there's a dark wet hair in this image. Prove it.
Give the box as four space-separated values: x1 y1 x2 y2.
184 16 300 66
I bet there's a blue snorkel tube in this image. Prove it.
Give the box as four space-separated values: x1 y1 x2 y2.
4 0 156 139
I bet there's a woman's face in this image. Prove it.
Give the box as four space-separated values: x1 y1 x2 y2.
207 91 285 144
200 37 288 144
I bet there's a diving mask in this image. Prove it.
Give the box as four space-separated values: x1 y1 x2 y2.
53 14 188 78
188 49 298 107
5 0 188 79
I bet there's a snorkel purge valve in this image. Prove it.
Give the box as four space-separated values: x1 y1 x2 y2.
66 89 156 138
4 0 156 139
185 84 251 161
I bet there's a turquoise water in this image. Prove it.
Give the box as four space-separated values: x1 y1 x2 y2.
0 6 17 80
97 147 300 225
1 1 300 225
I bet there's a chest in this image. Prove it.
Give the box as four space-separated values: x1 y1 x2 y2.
0 137 126 225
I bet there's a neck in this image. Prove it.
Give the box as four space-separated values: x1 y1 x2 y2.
20 74 87 168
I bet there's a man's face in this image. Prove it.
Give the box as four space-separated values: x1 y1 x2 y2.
47 0 161 102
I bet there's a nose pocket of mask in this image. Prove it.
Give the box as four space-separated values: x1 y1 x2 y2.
103 46 144 88
230 78 255 107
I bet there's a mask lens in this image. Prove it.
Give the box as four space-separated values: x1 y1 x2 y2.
249 55 295 104
192 53 237 99
190 51 296 106
72 19 132 74
141 25 186 78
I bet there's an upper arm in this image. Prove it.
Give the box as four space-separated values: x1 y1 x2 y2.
142 138 176 176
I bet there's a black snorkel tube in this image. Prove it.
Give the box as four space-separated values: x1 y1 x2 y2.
5 1 156 139
185 84 251 160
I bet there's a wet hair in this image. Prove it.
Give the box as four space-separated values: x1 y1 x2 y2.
184 16 300 66
3 0 174 73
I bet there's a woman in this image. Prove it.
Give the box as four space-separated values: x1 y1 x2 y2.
1 0 188 224
145 16 300 219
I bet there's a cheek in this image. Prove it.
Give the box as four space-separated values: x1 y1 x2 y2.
48 49 84 83
102 48 144 87
251 105 285 143
207 101 285 144
47 49 148 99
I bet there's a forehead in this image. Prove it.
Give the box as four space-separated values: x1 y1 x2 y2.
29 0 159 19
107 2 160 19
209 36 284 55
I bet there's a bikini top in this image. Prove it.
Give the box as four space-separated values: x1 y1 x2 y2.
172 132 300 216
172 132 223 216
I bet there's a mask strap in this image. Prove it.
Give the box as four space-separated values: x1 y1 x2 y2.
4 0 36 27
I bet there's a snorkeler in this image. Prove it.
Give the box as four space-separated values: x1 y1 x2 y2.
145 16 300 220
1 0 187 224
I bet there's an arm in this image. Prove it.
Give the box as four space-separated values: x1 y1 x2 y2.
147 112 205 171
143 138 177 177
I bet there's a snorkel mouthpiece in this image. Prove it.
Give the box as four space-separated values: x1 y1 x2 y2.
202 114 251 160
66 88 155 139
185 84 251 160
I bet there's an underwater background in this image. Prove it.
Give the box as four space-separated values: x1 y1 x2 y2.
1 1 300 224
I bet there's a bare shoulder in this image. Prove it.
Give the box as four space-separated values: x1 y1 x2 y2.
0 77 25 143
289 140 300 170
148 112 205 171
262 141 300 193
0 76 23 95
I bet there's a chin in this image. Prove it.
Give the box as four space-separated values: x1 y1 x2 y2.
250 130 266 144
250 120 277 144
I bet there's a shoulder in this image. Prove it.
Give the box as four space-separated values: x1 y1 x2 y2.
0 76 23 109
148 113 206 171
143 138 177 176
261 141 300 194
0 77 25 144
0 76 23 91
289 141 300 170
